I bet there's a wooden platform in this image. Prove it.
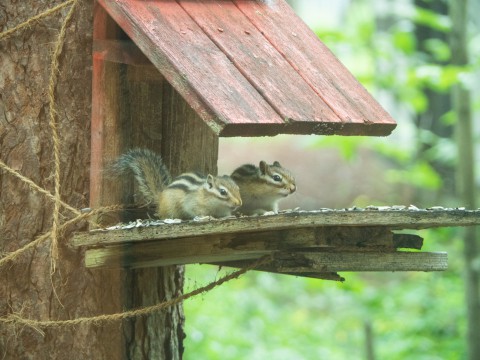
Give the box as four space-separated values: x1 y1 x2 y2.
73 207 480 281
95 0 396 137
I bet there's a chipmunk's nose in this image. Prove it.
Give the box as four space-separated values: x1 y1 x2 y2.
234 198 242 207
290 184 296 193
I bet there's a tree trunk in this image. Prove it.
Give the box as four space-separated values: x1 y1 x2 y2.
0 1 188 358
0 1 124 358
450 1 480 359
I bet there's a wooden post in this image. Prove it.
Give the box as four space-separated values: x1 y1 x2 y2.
91 5 218 358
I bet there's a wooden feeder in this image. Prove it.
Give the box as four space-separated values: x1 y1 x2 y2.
79 0 480 282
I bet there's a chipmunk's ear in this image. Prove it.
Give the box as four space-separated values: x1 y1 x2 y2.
206 174 215 188
259 161 268 175
273 161 281 167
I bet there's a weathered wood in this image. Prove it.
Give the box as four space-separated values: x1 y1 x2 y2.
277 251 448 272
235 0 396 136
215 251 448 272
85 246 446 272
80 227 391 268
80 226 424 269
73 209 480 248
179 0 340 128
97 0 284 136
97 0 396 136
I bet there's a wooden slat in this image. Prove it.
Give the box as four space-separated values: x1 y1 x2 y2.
97 0 284 136
218 251 448 272
73 209 480 248
235 0 397 136
178 0 341 129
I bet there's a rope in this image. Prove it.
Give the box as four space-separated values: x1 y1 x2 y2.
0 256 272 329
0 0 75 41
0 206 122 269
0 159 81 216
0 0 267 334
47 0 80 272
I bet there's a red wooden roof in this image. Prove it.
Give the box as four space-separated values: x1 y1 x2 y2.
96 0 397 137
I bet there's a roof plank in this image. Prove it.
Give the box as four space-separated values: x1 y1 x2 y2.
97 0 397 136
178 0 341 130
235 0 397 136
98 0 284 136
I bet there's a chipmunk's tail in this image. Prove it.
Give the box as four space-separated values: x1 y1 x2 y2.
109 148 172 202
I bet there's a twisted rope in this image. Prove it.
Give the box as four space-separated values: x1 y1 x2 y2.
47 0 80 272
0 159 80 216
0 0 75 41
0 256 272 329
0 206 122 269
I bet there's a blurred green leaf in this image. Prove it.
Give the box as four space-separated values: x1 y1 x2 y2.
393 30 416 54
423 38 451 62
385 161 443 189
413 7 451 32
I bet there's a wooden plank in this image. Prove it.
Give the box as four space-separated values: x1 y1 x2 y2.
235 0 397 136
218 251 448 272
85 245 447 272
97 0 285 136
73 209 480 247
81 227 401 268
178 0 341 130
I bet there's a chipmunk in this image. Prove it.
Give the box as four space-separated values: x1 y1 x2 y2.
231 161 296 215
110 148 242 220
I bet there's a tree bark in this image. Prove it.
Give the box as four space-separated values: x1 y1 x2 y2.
0 1 187 358
450 1 480 359
0 1 126 358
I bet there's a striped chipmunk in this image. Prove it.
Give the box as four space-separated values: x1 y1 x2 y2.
110 148 242 220
231 160 296 215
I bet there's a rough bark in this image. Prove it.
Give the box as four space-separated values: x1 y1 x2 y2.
2 1 144 358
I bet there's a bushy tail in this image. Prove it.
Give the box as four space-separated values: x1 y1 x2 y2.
109 148 172 202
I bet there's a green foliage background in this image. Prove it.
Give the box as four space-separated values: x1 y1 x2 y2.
183 0 479 358
183 229 465 359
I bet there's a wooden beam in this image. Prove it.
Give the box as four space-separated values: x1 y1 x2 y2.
73 209 480 248
93 39 151 66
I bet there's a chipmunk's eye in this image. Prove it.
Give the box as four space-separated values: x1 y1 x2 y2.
219 188 228 196
272 175 282 182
